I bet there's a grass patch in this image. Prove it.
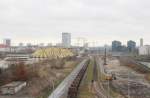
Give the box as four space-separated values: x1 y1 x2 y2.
86 60 94 82
77 59 95 98
78 84 95 98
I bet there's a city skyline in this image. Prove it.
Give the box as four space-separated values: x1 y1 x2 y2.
0 0 150 45
0 37 144 47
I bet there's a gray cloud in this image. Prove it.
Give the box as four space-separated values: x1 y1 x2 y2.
0 0 150 45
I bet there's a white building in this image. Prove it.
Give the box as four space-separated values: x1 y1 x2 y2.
0 81 27 95
83 43 89 49
3 39 11 47
140 38 143 47
0 60 9 69
62 32 71 48
47 43 52 46
139 45 150 55
19 43 24 47
0 44 10 52
56 43 62 47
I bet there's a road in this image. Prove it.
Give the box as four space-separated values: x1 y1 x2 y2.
48 59 88 98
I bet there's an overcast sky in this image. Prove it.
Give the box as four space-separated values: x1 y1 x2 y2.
0 0 150 46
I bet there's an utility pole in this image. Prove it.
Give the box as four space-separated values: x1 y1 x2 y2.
104 47 107 65
51 80 55 98
108 80 110 98
128 71 130 98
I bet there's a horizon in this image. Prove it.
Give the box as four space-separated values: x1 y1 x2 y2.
0 36 144 47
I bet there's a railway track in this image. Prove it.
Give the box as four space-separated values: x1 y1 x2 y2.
67 60 90 98
48 59 89 98
119 57 150 73
93 58 111 98
67 57 114 98
111 79 150 98
93 59 98 81
108 57 150 98
95 56 150 98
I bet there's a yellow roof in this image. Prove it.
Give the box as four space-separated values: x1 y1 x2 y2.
32 47 74 59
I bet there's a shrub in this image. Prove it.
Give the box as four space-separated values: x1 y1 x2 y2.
13 63 28 81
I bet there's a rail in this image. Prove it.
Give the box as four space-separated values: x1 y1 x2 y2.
67 60 90 98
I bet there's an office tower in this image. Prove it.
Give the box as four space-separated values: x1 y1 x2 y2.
127 40 136 52
62 32 71 48
3 38 11 46
112 40 122 52
19 43 24 47
47 43 52 46
27 43 32 47
140 38 143 47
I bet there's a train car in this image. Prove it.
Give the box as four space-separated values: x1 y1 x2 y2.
105 72 113 81
105 72 116 81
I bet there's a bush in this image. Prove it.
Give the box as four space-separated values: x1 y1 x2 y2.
50 59 65 69
13 63 28 81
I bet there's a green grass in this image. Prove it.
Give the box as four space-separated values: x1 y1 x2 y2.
87 60 94 82
77 84 95 98
77 59 95 98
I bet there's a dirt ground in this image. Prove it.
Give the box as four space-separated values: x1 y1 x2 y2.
105 57 150 98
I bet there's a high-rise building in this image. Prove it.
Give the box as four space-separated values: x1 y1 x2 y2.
127 40 136 52
19 43 24 47
47 43 52 46
27 43 32 47
112 40 122 52
39 43 44 47
84 43 88 48
62 32 71 47
3 39 11 47
140 38 143 47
